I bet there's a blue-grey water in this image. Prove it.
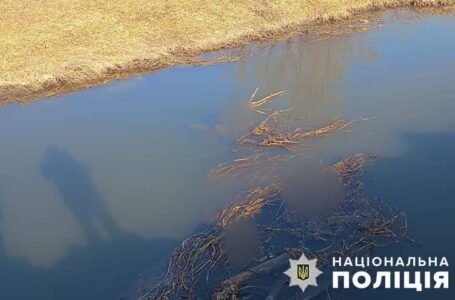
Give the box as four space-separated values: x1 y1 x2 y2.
0 10 454 300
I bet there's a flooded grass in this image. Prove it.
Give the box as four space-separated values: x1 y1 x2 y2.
145 154 410 299
143 89 410 299
236 88 367 153
1 1 454 104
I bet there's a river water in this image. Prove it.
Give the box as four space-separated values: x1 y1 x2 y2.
0 10 453 300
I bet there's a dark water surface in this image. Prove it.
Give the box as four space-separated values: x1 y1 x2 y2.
0 11 454 300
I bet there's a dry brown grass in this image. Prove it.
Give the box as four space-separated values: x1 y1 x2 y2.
0 0 453 104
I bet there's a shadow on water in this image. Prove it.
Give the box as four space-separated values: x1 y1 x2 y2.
0 146 179 300
41 145 119 243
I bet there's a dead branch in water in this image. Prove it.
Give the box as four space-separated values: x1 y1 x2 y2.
238 109 293 142
145 88 389 299
238 87 373 153
250 109 293 136
211 94 372 180
144 154 410 300
293 119 354 138
209 151 306 181
208 154 265 178
211 251 292 300
209 154 291 180
217 183 281 228
238 118 360 151
247 87 288 114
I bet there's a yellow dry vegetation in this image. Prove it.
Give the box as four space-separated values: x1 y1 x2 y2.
0 0 453 103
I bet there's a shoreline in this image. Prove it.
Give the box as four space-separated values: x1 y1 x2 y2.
1 2 454 105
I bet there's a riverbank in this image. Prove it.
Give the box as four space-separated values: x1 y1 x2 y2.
0 0 453 104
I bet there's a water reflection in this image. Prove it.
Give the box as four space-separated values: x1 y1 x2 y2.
218 31 379 146
235 35 377 116
41 146 118 242
0 11 453 300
